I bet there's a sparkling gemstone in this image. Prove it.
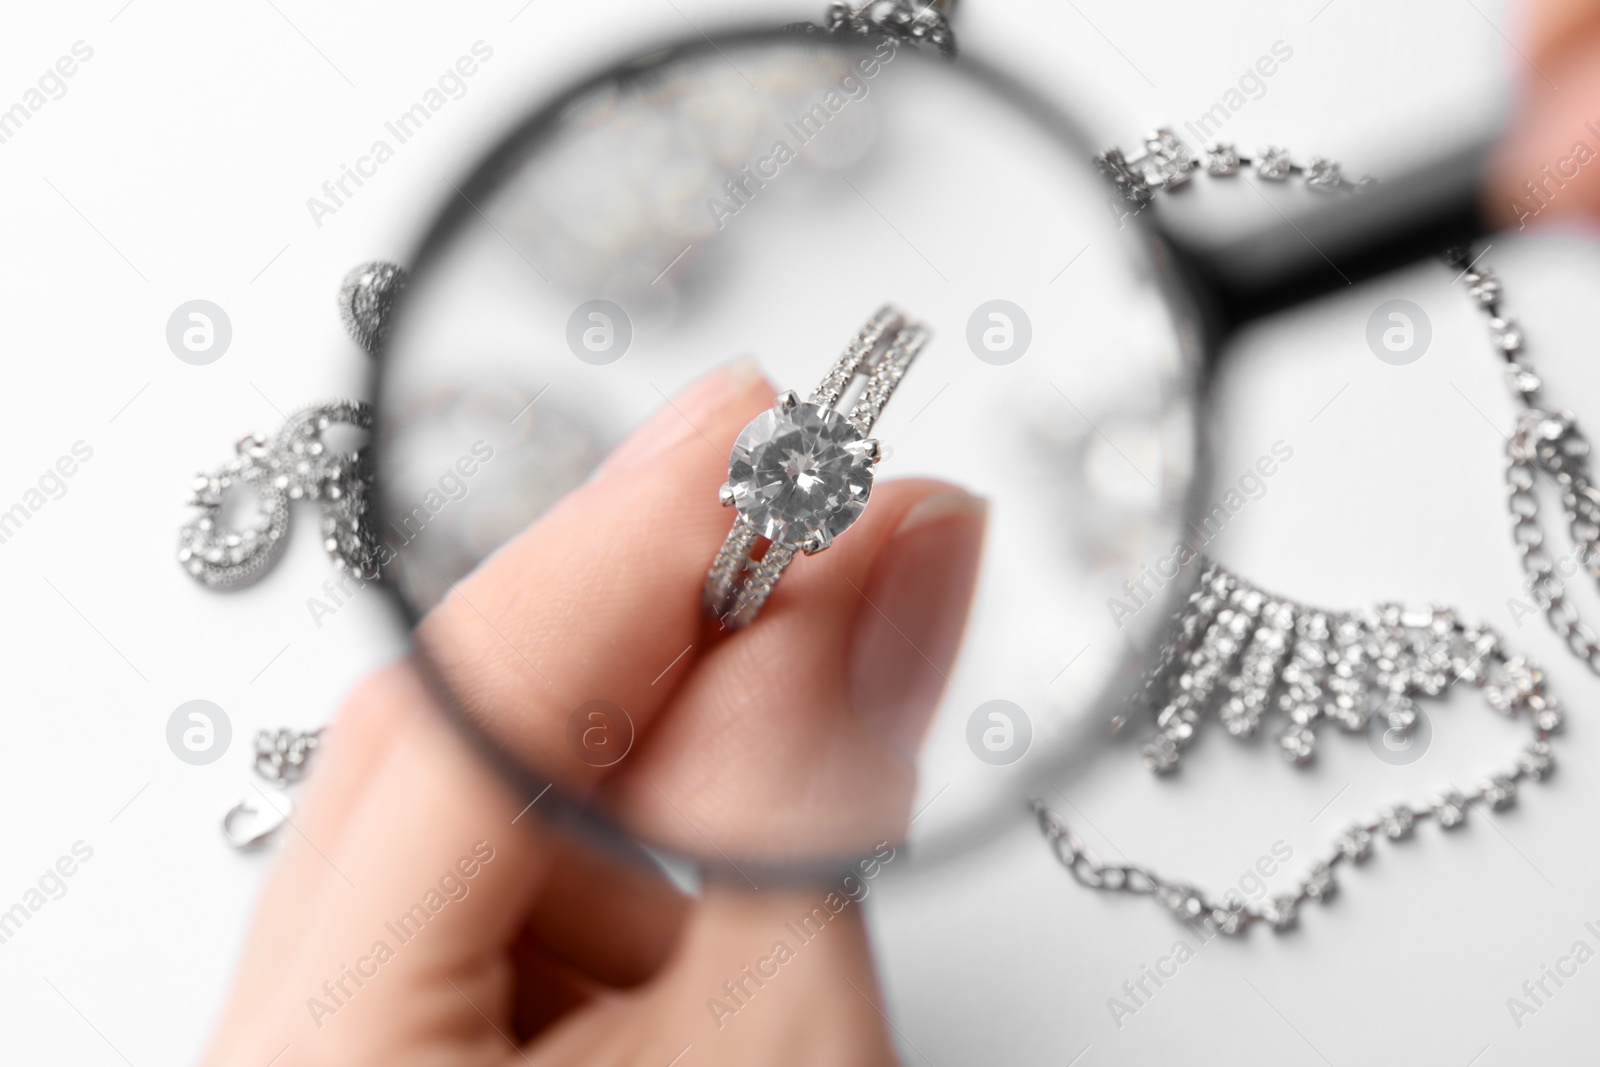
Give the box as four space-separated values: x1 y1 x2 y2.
1507 364 1541 396
179 456 292 589
1530 697 1563 733
1380 804 1415 840
1468 271 1501 306
1482 775 1518 811
727 402 874 545
1485 656 1540 714
1385 696 1419 733
1159 885 1206 920
1519 741 1555 781
1213 906 1249 936
1454 628 1499 682
1279 723 1316 764
1303 862 1337 901
1284 698 1321 725
1096 147 1152 203
1336 826 1373 863
1410 643 1450 697
1304 157 1342 191
1490 317 1523 353
1205 142 1241 175
1433 790 1468 829
1327 698 1368 732
1221 697 1261 738
1256 146 1293 180
1146 128 1188 159
1145 128 1193 187
1156 702 1199 733
1261 894 1299 931
337 261 408 354
1142 735 1181 774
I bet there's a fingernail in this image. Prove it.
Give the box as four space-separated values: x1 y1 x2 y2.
848 490 987 763
602 358 765 474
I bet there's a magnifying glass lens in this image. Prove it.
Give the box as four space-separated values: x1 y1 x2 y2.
376 31 1202 878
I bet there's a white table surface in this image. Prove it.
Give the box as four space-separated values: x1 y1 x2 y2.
7 1 1596 1064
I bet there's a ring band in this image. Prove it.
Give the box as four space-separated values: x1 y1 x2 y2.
703 305 929 629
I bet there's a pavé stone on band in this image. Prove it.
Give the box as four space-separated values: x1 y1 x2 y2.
703 305 929 630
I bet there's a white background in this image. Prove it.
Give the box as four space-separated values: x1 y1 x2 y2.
4 0 1599 1064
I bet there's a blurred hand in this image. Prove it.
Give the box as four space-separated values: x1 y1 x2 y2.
202 361 986 1066
1486 0 1600 227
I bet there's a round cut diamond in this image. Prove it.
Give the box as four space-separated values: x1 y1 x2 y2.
727 401 873 545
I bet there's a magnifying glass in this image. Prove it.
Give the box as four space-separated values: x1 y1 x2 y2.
365 12 1490 883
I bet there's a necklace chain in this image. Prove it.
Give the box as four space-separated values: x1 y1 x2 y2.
1442 247 1600 673
1036 558 1558 935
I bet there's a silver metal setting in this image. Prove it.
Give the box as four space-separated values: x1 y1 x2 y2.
703 305 929 630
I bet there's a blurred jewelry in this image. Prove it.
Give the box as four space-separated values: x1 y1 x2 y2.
1101 129 1600 678
1036 558 1560 935
795 0 958 57
338 260 408 355
179 401 376 589
704 305 928 629
179 261 406 590
1032 136 1572 933
1444 247 1600 675
222 727 325 849
1135 560 1559 772
1095 128 1372 205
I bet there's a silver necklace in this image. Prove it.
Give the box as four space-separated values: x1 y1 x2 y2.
1033 130 1569 934
1093 129 1372 203
1443 247 1600 674
221 727 325 849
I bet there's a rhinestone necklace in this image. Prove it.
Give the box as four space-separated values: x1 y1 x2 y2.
1444 247 1600 674
1033 131 1576 935
1033 559 1558 935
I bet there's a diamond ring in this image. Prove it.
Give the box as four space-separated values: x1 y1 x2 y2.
703 305 930 629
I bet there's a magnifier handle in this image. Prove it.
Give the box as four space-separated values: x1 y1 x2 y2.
1161 135 1494 349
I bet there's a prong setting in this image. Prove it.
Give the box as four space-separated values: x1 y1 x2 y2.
801 530 833 555
776 389 800 413
718 482 736 507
